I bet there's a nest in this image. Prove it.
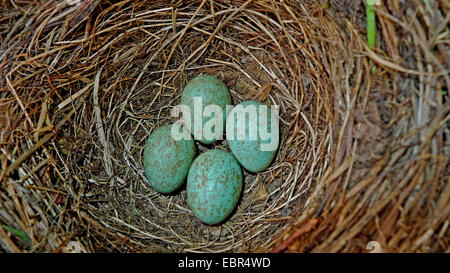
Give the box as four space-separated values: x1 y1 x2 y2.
0 0 449 252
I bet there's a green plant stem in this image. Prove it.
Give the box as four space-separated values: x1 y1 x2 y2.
2 225 31 244
367 0 376 48
367 0 377 73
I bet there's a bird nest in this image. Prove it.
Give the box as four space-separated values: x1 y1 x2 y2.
0 0 449 252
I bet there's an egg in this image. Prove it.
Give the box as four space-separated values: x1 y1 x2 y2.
143 123 196 193
227 100 279 172
187 149 243 224
180 74 231 144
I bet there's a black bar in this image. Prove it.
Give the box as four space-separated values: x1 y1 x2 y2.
0 253 445 272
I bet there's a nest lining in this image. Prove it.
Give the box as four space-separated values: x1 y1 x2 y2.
66 2 332 252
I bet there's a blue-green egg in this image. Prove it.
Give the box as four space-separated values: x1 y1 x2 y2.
187 149 243 224
143 123 196 193
180 74 231 144
227 100 279 173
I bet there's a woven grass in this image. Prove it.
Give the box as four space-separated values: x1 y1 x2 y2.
0 0 448 253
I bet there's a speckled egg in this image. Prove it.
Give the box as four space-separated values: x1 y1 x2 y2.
227 100 279 173
180 74 231 144
187 149 243 224
143 123 196 193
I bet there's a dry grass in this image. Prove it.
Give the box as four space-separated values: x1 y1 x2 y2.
0 0 448 252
